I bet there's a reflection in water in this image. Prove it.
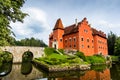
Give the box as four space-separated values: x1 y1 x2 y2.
1 63 119 80
45 69 111 80
21 62 32 75
0 63 12 77
34 63 111 80
110 63 120 80
0 63 42 80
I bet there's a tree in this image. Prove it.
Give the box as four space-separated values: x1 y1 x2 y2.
14 37 48 47
107 31 117 55
114 37 120 56
0 0 27 46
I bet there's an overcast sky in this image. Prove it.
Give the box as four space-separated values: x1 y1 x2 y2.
10 0 120 44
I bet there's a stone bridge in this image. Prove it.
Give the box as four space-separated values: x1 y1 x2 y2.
0 46 44 63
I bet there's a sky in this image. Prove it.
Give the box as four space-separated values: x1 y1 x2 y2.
10 0 120 44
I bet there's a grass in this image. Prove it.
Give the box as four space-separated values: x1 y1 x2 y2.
47 54 68 59
35 47 88 66
44 47 57 56
35 47 107 66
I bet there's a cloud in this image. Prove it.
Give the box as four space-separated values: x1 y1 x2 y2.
10 7 50 44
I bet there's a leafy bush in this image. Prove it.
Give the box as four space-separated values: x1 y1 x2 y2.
111 56 119 61
75 51 87 61
91 65 107 72
0 51 13 62
68 58 82 64
44 47 57 56
86 55 106 65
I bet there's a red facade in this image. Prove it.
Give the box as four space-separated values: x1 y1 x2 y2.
49 18 108 56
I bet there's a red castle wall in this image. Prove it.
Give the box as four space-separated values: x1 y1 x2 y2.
49 18 108 56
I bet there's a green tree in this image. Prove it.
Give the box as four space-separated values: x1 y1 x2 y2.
15 37 47 47
0 0 27 46
114 37 120 56
107 31 117 55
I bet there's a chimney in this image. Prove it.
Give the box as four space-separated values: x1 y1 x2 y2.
75 18 78 26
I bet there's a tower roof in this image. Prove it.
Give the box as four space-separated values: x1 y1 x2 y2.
53 18 64 30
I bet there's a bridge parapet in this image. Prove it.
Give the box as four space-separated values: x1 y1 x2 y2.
0 46 44 63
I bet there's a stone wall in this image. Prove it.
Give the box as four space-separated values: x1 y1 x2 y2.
0 46 44 63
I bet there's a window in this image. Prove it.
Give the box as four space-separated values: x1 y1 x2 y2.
60 39 62 42
65 39 67 43
69 45 71 48
73 38 76 42
69 38 72 42
54 39 56 41
81 38 84 41
99 46 100 49
87 39 89 42
84 29 88 33
88 45 90 48
74 44 76 48
82 45 84 48
92 40 94 43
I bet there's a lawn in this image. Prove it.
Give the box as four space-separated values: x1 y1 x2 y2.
35 47 107 66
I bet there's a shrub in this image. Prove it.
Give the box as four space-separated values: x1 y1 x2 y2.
91 64 107 72
68 58 81 64
75 51 87 61
111 56 119 61
86 55 106 65
0 51 13 62
44 47 57 56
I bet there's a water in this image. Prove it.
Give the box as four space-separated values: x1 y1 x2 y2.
0 62 119 80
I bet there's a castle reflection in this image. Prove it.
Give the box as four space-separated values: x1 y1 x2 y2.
49 69 111 80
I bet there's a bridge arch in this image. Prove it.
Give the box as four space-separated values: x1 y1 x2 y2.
22 50 33 62
0 46 44 63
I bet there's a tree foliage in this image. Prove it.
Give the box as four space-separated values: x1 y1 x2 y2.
15 37 47 47
0 0 27 46
107 31 117 55
114 37 120 56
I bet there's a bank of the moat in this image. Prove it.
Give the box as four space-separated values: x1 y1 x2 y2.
33 47 111 72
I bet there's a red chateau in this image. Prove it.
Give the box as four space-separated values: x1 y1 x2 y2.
49 18 108 56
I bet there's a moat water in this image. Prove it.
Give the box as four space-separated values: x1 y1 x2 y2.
0 62 120 80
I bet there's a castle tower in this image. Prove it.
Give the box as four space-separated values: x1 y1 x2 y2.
52 18 64 49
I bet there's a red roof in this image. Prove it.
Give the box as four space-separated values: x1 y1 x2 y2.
53 18 106 39
64 24 79 35
53 18 64 30
92 28 106 38
64 17 86 35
